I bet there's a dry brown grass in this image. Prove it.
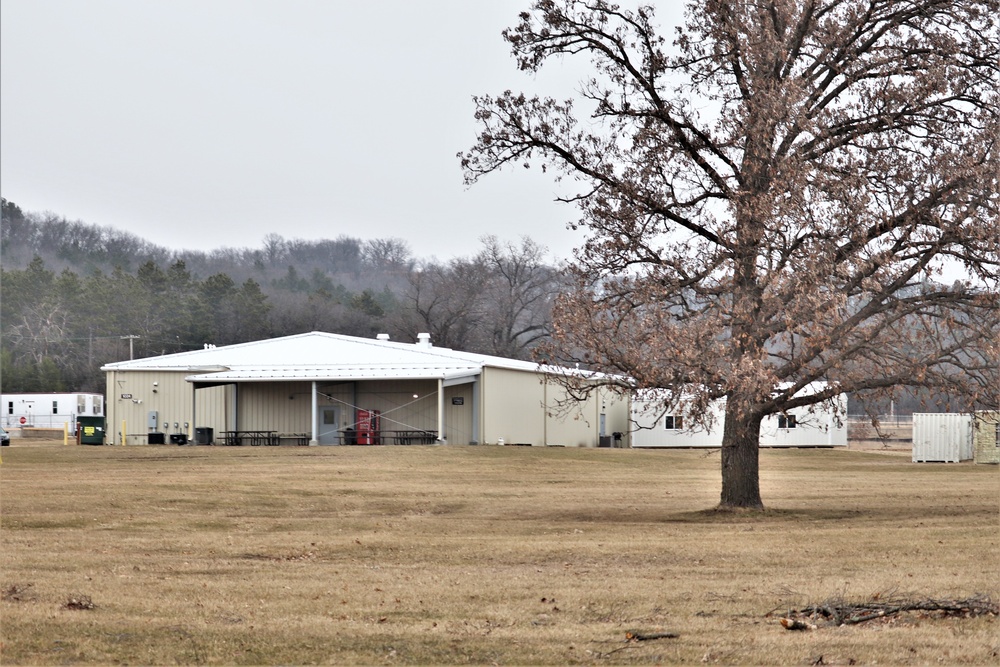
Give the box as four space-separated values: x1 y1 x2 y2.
1 444 997 665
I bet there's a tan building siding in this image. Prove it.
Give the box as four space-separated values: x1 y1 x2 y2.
603 386 631 447
443 383 475 445
478 367 630 447
544 379 600 447
480 367 545 445
106 370 230 445
238 382 319 434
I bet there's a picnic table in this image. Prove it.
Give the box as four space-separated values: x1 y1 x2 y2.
385 430 438 445
221 430 279 446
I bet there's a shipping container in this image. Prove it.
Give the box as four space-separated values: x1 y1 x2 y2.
912 413 973 463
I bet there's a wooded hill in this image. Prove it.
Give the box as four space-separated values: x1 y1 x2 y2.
0 198 968 416
1 198 561 393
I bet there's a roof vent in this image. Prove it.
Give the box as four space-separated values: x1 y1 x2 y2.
416 332 432 348
376 333 390 341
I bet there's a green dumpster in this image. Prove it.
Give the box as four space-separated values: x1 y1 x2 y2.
76 416 106 445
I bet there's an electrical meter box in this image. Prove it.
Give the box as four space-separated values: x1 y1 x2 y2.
148 411 158 429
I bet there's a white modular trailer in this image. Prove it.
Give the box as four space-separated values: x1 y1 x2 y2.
2 392 105 432
912 413 974 463
630 395 728 448
631 385 847 448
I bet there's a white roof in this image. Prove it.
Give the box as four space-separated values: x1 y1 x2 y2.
101 331 550 384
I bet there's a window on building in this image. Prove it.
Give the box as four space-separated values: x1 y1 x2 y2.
78 397 86 413
7 402 12 415
94 397 103 415
778 414 797 429
52 401 58 415
664 416 684 430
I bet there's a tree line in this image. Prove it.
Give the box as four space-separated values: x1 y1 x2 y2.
1 198 563 393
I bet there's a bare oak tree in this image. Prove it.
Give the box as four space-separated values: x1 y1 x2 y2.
462 0 1000 508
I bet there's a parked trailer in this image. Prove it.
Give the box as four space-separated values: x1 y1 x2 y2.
2 393 105 434
912 413 973 463
631 383 847 448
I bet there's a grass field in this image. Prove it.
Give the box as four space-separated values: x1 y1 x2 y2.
1 444 997 665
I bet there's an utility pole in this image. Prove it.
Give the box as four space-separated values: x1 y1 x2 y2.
120 335 139 360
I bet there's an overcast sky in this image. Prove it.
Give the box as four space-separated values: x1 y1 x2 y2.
1 1 685 263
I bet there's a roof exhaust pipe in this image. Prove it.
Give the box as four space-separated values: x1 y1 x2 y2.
416 333 432 348
376 333 390 341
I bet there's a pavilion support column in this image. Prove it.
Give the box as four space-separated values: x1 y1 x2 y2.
310 381 318 446
437 378 444 443
191 384 197 443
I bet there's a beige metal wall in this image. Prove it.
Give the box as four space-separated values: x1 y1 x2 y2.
237 381 324 434
480 367 545 445
443 383 475 444
479 367 630 447
106 370 230 445
602 386 631 447
544 378 599 447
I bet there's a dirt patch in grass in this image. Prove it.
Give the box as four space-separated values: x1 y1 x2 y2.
1 445 996 665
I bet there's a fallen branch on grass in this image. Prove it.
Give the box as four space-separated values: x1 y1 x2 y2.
64 594 95 610
776 593 997 630
625 630 680 641
2 583 36 602
589 630 680 659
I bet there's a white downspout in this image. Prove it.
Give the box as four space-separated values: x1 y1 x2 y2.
437 378 444 443
310 381 318 446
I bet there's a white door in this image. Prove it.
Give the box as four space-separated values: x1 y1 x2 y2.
319 407 340 445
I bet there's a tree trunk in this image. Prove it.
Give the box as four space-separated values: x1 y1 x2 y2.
719 401 764 510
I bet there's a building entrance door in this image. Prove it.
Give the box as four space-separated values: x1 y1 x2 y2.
319 407 340 445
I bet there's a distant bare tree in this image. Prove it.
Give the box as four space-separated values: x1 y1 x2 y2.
398 259 491 350
477 235 559 358
262 233 288 266
363 238 413 272
463 0 1000 508
396 236 561 358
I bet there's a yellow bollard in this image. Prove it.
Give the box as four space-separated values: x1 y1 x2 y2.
122 420 127 446
64 422 69 445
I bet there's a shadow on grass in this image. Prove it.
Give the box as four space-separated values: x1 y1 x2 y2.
532 502 996 525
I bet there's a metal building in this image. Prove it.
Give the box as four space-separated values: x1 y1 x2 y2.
101 331 629 447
